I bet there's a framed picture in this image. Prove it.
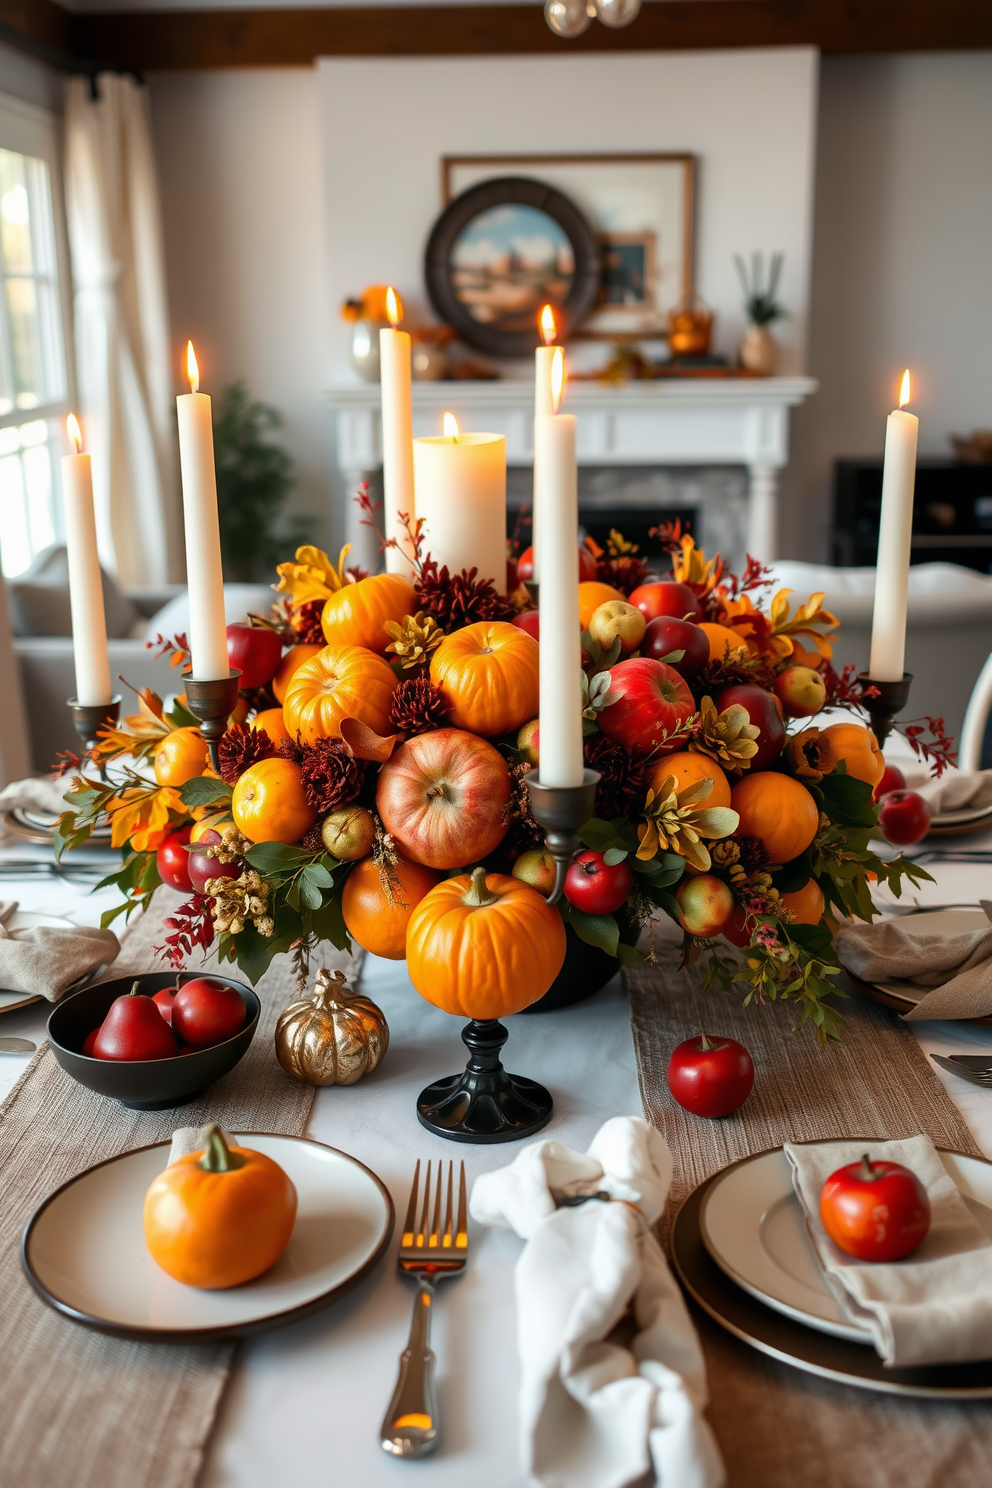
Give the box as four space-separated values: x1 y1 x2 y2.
424 175 601 359
442 154 695 340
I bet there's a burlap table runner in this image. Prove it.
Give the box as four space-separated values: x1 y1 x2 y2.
626 950 992 1488
0 887 361 1488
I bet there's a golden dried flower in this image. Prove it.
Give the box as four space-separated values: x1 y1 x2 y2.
689 696 760 771
784 728 836 782
384 611 444 670
207 869 272 937
636 775 740 873
711 838 741 868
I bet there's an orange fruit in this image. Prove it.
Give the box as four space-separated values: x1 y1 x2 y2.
250 707 291 747
190 811 228 844
153 727 209 787
649 750 731 809
231 758 317 845
698 622 748 664
341 855 441 960
781 879 825 925
273 643 323 704
578 581 625 630
731 772 819 865
821 722 884 789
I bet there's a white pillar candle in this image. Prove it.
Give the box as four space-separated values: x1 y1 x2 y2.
412 416 507 589
531 304 559 582
61 414 112 706
869 370 919 683
536 402 584 788
176 341 230 680
380 288 415 579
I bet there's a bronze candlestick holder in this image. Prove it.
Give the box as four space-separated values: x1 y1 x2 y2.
416 770 600 1145
858 672 913 747
68 696 122 757
181 668 242 772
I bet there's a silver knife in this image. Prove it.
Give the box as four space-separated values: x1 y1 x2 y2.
0 1037 36 1053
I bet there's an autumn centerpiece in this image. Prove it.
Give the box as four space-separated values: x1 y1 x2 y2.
57 517 946 1040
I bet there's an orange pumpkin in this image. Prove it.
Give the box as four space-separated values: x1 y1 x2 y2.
730 772 819 864
406 867 567 1019
698 622 749 664
650 750 732 809
781 878 825 925
820 722 884 789
273 643 323 704
143 1124 297 1289
153 727 208 787
231 757 317 844
250 707 291 746
341 854 441 960
321 572 416 653
282 644 397 745
578 581 625 630
429 621 539 736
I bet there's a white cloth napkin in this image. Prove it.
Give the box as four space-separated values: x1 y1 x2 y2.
835 917 992 1020
0 900 119 1000
786 1135 992 1367
470 1116 724 1488
0 775 70 819
902 764 992 816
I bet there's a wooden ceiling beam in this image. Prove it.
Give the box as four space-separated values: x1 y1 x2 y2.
0 0 73 61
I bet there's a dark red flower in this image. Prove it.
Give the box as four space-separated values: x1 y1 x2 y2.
415 559 515 632
389 677 450 736
217 723 277 784
584 733 649 819
298 737 365 813
290 598 326 644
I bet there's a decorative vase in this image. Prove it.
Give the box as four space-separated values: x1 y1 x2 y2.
522 912 640 1014
739 324 777 375
350 319 386 382
667 295 714 359
412 342 450 382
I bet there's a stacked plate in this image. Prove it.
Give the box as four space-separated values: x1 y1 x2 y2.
671 1143 992 1397
2 806 112 847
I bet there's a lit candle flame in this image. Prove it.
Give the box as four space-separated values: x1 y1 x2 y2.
540 303 556 346
385 286 402 329
898 368 911 408
550 347 565 414
66 412 83 454
185 340 200 395
442 411 459 440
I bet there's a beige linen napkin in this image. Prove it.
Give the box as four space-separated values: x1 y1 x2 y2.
835 916 992 1020
907 766 992 816
786 1135 992 1367
0 775 70 818
0 900 119 999
168 1124 233 1163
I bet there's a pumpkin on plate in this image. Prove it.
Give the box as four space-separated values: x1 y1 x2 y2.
730 772 819 865
406 867 567 1020
143 1125 297 1289
321 572 416 654
429 621 539 737
820 722 885 789
341 853 441 959
283 644 397 745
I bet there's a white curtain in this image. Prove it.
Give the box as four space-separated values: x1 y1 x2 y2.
64 73 181 586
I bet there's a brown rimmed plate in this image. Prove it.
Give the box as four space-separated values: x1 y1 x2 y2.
21 1134 394 1342
671 1146 992 1398
841 908 992 1027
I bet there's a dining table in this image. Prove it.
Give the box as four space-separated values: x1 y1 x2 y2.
1 814 991 1488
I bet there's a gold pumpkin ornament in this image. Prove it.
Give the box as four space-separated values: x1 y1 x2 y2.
274 969 388 1086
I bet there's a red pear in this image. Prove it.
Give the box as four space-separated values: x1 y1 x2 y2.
93 981 180 1061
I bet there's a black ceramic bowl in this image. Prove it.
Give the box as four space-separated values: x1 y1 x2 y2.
48 972 260 1111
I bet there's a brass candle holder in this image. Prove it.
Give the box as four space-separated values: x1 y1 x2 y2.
181 668 242 772
525 768 601 904
858 672 913 747
67 695 122 756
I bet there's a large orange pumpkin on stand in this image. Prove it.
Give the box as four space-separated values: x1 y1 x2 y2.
820 722 885 789
730 772 819 865
430 621 539 736
321 573 416 654
406 868 567 1019
232 757 317 844
342 854 441 960
283 644 397 745
273 643 323 704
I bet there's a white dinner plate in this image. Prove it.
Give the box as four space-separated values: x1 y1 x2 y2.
700 1145 992 1344
0 912 80 1013
21 1133 394 1341
2 807 113 845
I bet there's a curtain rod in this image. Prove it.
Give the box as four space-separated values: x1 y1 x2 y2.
0 20 144 89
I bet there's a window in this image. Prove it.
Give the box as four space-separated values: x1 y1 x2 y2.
0 96 72 579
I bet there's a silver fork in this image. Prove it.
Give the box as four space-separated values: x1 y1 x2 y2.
380 1159 468 1460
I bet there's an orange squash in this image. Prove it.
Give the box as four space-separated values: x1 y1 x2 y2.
272 643 323 704
143 1125 297 1289
730 772 819 865
429 621 539 736
231 757 317 844
406 867 567 1019
153 727 208 787
321 572 416 654
342 854 441 960
282 644 397 745
820 722 884 789
649 750 732 809
781 878 825 925
698 622 749 664
578 581 625 630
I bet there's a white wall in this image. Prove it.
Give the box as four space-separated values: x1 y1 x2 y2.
786 51 992 560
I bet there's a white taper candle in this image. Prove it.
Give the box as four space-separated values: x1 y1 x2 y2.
869 371 918 683
536 409 584 787
176 342 230 681
61 415 112 706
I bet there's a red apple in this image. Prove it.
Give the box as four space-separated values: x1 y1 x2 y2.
152 987 177 1026
675 875 735 937
82 1027 100 1057
721 903 752 948
513 609 540 642
715 684 786 770
188 830 244 896
588 600 646 656
873 763 906 802
512 848 556 897
517 718 540 766
820 1155 930 1262
642 616 710 678
516 545 597 584
156 825 193 893
376 727 512 870
877 789 931 846
172 977 247 1047
774 665 827 718
667 1032 754 1117
597 658 695 756
565 850 634 915
226 623 283 690
629 581 701 623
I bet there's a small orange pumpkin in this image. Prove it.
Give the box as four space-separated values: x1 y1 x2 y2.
321 573 416 654
342 854 442 960
272 642 323 704
283 644 397 745
730 772 819 864
820 722 884 789
429 621 539 736
406 867 567 1019
143 1125 297 1289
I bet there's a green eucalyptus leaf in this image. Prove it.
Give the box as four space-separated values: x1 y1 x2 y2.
567 908 620 957
603 847 629 867
178 776 234 808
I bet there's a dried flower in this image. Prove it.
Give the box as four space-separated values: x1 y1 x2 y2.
784 728 835 782
217 722 277 784
415 559 515 632
692 652 777 700
636 775 739 872
276 544 352 603
710 838 741 869
501 761 544 859
384 611 444 670
389 677 450 736
199 823 252 864
290 597 327 644
208 869 273 937
689 696 760 771
735 834 771 874
583 733 648 819
298 738 365 814
155 893 215 968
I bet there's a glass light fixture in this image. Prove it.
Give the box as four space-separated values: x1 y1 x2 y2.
544 0 593 37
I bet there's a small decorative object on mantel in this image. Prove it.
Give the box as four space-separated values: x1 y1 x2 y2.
342 284 399 383
667 294 714 359
734 251 785 375
275 969 389 1087
950 428 992 465
410 324 454 382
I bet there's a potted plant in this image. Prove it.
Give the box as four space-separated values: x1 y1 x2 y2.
734 252 785 375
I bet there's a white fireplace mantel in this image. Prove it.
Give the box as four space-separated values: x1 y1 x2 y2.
325 376 817 568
